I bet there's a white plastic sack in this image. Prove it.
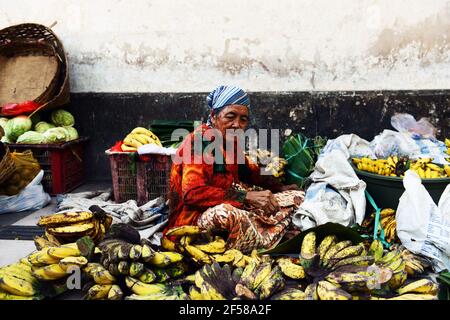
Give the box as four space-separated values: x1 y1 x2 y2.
0 170 51 214
370 113 448 164
396 170 450 272
292 149 367 230
137 144 177 155
319 134 374 160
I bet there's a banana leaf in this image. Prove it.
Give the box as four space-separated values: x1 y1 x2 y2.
260 222 364 255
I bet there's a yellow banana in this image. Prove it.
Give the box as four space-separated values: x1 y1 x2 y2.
185 245 212 264
387 293 437 300
317 281 351 300
322 240 352 267
193 237 226 254
189 286 204 300
47 246 81 259
107 285 123 300
125 276 169 296
28 249 61 266
37 211 94 227
121 144 137 152
165 225 205 237
300 232 317 269
277 258 305 279
32 264 68 281
161 237 177 251
0 274 37 297
86 284 112 300
318 235 337 261
123 136 143 148
397 279 438 295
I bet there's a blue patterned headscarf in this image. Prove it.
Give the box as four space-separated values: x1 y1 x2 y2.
206 85 250 126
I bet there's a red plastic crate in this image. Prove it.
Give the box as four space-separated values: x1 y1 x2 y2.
108 151 172 205
7 138 87 195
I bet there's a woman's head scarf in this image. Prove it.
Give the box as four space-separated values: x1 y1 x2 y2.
206 85 250 126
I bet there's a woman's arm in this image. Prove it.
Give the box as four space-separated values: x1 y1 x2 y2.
182 162 247 209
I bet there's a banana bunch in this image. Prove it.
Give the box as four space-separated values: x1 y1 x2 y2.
409 158 448 178
362 209 399 244
37 209 113 245
83 263 123 300
401 249 429 276
247 149 287 178
353 156 450 179
124 276 187 300
299 232 374 274
189 262 244 300
0 260 42 300
445 138 450 154
121 127 162 152
379 208 397 243
27 242 88 282
164 225 245 266
235 256 286 300
97 237 185 281
352 156 407 177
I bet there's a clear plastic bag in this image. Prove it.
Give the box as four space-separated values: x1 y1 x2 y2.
391 113 436 139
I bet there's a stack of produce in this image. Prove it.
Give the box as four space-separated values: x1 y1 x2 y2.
0 237 95 300
0 109 79 144
120 127 162 152
352 156 450 178
247 149 288 178
282 133 327 187
37 206 113 245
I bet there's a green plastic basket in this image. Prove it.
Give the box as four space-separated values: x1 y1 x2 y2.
351 162 450 210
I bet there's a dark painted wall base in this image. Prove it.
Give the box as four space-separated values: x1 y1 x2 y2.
58 90 450 182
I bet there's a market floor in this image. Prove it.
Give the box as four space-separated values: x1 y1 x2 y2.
0 182 111 268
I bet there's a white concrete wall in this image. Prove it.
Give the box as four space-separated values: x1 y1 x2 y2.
1 0 449 92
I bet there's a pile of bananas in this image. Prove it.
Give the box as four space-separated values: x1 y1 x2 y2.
37 207 113 245
409 158 450 179
247 149 288 178
0 259 42 300
163 225 256 268
353 156 450 179
362 208 398 244
121 127 162 152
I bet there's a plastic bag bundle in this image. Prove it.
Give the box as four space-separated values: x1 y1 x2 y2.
0 150 40 196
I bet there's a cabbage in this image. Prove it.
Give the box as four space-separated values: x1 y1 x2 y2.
1 135 11 144
0 117 8 130
16 131 45 144
51 109 75 127
43 127 67 143
64 126 79 141
5 116 32 141
35 121 55 133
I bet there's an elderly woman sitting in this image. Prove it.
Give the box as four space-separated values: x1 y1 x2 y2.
164 85 304 252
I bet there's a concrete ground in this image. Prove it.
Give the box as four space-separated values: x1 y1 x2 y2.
0 182 111 267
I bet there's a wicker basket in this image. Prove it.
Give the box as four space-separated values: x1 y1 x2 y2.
0 146 17 186
0 23 70 114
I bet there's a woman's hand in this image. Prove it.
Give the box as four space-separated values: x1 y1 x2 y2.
279 184 300 192
244 190 280 214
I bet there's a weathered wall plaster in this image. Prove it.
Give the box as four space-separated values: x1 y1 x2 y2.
1 0 449 92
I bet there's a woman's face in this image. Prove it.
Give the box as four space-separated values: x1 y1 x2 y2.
211 104 249 137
